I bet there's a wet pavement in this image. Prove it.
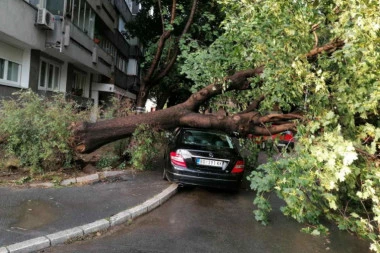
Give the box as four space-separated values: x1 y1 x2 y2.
11 199 61 230
0 152 374 252
0 170 171 247
44 187 371 253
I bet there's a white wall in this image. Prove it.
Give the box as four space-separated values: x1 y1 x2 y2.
21 49 31 88
0 41 31 89
0 1 46 50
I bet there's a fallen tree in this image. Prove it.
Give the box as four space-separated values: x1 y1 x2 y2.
70 1 380 251
71 37 346 153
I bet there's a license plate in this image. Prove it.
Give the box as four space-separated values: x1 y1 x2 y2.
277 143 286 147
196 158 223 167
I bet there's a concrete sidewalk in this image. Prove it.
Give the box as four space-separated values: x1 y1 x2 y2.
0 169 177 253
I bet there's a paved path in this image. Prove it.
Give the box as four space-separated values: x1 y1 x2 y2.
0 170 171 247
44 187 371 253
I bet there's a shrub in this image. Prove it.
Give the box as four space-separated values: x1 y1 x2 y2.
96 154 120 169
0 90 88 174
127 124 168 170
248 123 380 250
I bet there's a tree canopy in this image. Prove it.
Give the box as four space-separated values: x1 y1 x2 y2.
181 0 378 250
73 0 379 250
127 0 224 107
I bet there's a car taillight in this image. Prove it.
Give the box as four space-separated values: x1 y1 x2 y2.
170 151 187 168
282 131 294 142
231 160 245 174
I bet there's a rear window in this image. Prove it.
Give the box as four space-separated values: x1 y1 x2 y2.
181 130 234 149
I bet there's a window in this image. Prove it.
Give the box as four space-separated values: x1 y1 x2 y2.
127 59 138 76
0 59 4 79
0 57 21 85
38 59 60 91
181 130 234 149
70 0 96 38
117 55 128 74
118 17 131 41
125 0 133 11
99 39 117 58
25 0 64 15
7 61 19 82
71 70 86 96
46 0 64 15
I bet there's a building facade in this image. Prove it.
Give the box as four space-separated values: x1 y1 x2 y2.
0 0 143 107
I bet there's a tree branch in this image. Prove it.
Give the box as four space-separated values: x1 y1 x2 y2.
183 66 265 110
239 95 265 114
154 47 179 82
178 111 300 136
253 123 298 136
143 31 172 83
153 0 198 84
259 113 304 123
306 39 345 59
170 0 177 24
310 23 320 49
180 0 198 38
355 147 379 161
158 0 165 33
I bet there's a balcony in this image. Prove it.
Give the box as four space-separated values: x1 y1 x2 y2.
112 0 133 22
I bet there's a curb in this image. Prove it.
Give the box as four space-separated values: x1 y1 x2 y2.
29 170 130 188
1 183 178 253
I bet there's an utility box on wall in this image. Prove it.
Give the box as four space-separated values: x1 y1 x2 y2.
36 8 55 30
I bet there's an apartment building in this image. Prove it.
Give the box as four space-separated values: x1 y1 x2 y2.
0 0 143 107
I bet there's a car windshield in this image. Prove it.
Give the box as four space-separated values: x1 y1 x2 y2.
181 130 234 149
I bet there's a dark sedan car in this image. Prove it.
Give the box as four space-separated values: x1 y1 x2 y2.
163 128 245 190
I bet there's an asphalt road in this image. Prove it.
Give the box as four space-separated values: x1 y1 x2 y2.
44 186 371 253
0 170 170 246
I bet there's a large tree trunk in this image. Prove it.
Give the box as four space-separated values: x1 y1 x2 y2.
72 66 302 153
155 90 171 110
73 103 301 153
72 39 345 153
135 82 150 111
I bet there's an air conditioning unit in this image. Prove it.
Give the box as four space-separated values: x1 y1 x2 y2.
36 8 55 30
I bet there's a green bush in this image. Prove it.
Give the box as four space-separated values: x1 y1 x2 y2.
0 90 88 174
127 124 168 170
238 138 260 170
248 122 380 249
96 154 120 169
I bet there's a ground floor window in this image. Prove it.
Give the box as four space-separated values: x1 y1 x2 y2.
38 58 60 91
72 70 86 96
0 57 21 85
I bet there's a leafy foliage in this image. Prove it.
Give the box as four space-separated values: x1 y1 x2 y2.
0 91 88 173
96 154 120 169
126 0 225 108
180 0 380 251
127 124 168 170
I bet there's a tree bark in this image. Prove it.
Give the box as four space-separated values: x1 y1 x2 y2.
135 81 150 110
135 0 199 110
72 66 302 153
73 39 343 153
